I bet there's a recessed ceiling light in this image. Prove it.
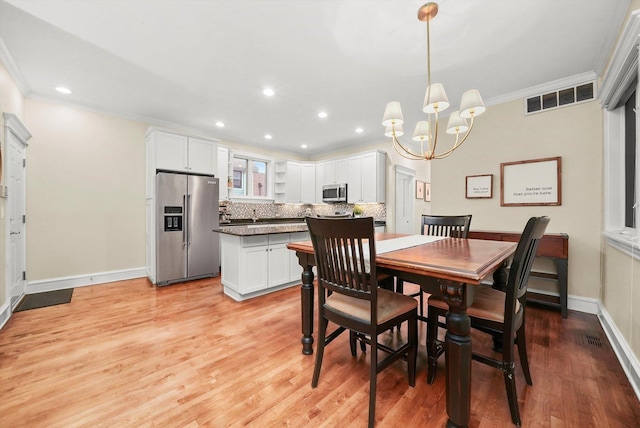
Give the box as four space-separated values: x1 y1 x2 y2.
263 88 275 97
56 86 72 94
215 121 225 128
356 127 364 133
318 111 328 118
301 144 308 149
265 134 272 140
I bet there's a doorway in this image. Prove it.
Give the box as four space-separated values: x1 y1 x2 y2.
4 114 30 310
394 165 415 234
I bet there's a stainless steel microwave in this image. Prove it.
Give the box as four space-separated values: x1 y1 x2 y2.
322 183 347 203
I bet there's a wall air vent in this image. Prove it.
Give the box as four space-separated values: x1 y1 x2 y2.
525 81 596 115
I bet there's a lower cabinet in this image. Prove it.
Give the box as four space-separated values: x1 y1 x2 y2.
221 231 309 301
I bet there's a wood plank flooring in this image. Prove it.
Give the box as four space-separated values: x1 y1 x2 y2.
0 277 638 427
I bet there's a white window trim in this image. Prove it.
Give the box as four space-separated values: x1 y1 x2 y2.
228 150 275 202
601 10 640 260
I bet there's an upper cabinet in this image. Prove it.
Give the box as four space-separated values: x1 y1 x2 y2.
148 129 218 176
347 151 386 204
323 159 348 185
274 161 315 204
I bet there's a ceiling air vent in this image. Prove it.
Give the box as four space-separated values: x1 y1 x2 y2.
525 81 595 115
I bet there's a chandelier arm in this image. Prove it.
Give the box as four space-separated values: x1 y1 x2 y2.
392 138 424 160
432 116 475 159
430 111 439 158
392 134 424 160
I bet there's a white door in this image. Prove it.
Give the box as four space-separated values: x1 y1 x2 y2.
7 129 27 309
395 166 415 234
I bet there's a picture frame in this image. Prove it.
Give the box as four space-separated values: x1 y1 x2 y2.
416 180 425 199
500 156 562 206
465 174 493 199
424 182 431 202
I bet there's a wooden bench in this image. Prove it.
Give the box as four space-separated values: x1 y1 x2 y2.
468 230 569 318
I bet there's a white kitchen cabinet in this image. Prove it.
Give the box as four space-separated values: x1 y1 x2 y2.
149 129 217 175
347 151 386 204
274 161 314 204
217 146 229 200
323 159 348 185
221 233 299 301
315 161 325 203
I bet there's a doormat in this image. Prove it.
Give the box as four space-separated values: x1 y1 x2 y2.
15 289 74 312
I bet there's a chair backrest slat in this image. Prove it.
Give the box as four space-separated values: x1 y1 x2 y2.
421 215 472 238
306 217 377 303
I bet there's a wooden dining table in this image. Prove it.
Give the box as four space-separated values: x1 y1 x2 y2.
287 232 517 428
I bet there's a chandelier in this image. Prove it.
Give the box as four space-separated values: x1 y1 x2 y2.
382 2 486 161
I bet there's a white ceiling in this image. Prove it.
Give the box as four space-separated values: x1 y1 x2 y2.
0 0 630 156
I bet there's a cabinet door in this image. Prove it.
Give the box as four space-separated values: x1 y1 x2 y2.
217 146 229 200
315 161 325 203
188 137 217 175
361 152 377 203
347 156 362 203
156 132 188 171
268 244 290 287
336 159 348 183
286 162 302 203
241 246 269 293
324 161 336 184
300 163 316 204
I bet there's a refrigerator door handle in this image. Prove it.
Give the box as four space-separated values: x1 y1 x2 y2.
182 194 187 247
187 193 192 245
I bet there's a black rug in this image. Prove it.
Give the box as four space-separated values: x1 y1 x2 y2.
15 289 74 312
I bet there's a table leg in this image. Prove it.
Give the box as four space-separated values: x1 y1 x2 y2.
555 258 568 318
441 280 471 428
298 253 315 355
491 260 510 352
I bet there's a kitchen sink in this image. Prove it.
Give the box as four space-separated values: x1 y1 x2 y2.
246 222 306 228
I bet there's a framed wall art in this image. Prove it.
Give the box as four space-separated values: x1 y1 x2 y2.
424 182 431 201
465 174 492 199
500 156 562 206
416 180 425 199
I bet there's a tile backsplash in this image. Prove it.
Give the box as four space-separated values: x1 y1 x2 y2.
223 202 386 221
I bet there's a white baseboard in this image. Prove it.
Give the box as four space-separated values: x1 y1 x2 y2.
513 287 601 315
26 267 147 294
598 302 640 401
0 302 11 330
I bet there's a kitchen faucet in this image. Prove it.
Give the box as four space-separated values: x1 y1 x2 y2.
252 209 258 223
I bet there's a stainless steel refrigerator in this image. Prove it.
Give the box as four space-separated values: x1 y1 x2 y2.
156 172 219 286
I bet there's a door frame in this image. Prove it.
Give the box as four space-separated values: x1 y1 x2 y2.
3 113 31 311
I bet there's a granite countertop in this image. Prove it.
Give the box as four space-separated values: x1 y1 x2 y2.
215 217 385 236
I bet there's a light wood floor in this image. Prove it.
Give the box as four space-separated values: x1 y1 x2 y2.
0 277 638 427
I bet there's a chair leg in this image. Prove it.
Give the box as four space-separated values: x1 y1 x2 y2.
516 324 532 385
369 333 378 428
312 317 328 388
503 361 522 427
426 306 440 384
418 291 424 317
408 313 417 387
396 278 404 294
350 330 357 357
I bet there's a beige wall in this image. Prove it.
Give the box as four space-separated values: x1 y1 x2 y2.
24 99 148 280
0 59 25 307
431 98 603 300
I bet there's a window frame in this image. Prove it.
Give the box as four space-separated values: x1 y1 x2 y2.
601 10 640 259
228 150 274 202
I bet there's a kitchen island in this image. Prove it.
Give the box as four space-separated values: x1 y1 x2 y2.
215 220 310 301
215 219 385 301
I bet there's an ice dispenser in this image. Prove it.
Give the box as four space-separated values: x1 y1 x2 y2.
163 206 183 232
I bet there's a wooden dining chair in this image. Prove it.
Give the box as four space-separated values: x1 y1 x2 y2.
396 214 472 321
306 216 418 428
426 216 550 427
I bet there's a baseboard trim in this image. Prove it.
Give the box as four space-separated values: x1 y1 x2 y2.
598 302 640 401
26 267 147 294
0 302 11 330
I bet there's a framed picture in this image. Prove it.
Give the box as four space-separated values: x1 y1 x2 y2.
466 174 493 199
500 156 562 206
424 182 431 202
416 180 425 199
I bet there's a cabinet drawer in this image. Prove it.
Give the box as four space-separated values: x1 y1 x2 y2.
241 235 269 247
269 234 291 245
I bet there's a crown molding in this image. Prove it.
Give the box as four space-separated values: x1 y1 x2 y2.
0 37 30 95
